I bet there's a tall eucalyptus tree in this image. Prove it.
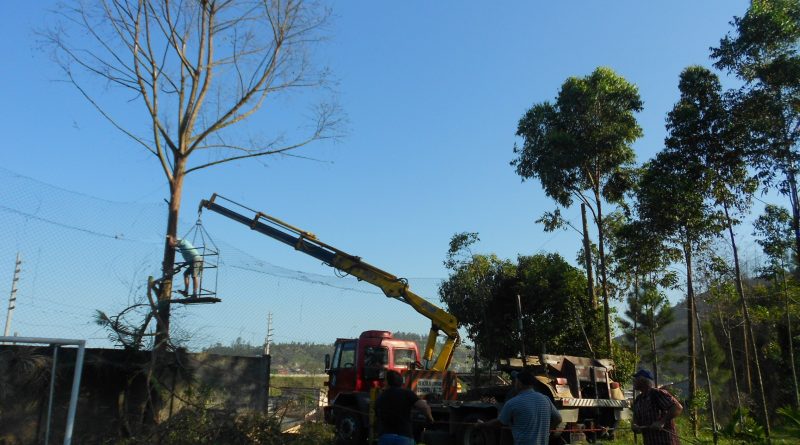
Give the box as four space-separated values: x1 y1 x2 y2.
754 204 799 408
665 65 768 434
713 0 800 277
512 67 643 354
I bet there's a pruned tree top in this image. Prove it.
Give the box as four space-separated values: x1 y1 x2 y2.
43 0 344 349
45 0 343 181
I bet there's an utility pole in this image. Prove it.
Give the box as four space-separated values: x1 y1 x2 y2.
517 294 527 367
262 312 274 414
263 312 274 356
4 253 21 337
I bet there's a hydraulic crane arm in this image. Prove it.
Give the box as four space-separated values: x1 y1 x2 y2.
199 194 460 371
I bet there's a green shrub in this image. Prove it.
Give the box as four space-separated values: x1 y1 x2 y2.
720 408 767 444
233 411 285 445
287 422 336 445
776 405 800 436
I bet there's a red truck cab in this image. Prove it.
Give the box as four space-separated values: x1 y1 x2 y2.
325 330 420 402
324 331 460 445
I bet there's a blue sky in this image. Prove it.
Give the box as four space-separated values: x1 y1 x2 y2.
1 1 779 346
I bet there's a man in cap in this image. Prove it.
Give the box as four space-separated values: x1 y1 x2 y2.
478 370 562 445
631 369 683 445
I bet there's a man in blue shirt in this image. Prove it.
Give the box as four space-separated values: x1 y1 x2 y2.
479 370 562 445
168 235 203 298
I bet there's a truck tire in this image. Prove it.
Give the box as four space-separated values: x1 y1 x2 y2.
335 410 364 445
421 430 453 445
458 415 497 445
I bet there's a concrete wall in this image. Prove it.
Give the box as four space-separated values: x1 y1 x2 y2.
0 346 269 445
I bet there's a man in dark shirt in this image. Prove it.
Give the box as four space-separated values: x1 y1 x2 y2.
375 370 434 445
632 369 683 445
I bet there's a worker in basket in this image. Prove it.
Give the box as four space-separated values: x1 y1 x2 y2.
167 234 203 298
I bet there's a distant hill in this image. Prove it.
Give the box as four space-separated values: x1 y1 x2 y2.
204 331 473 374
615 287 742 391
616 298 692 383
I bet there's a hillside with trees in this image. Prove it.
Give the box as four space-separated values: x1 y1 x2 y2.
204 333 474 374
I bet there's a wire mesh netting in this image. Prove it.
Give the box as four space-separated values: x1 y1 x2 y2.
0 167 449 352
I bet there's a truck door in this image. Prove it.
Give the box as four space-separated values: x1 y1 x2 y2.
329 340 358 400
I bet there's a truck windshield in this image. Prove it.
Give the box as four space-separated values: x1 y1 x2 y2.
365 347 388 367
393 348 416 368
333 341 357 369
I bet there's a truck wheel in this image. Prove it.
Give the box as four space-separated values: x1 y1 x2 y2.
421 430 453 445
458 415 497 445
335 410 364 445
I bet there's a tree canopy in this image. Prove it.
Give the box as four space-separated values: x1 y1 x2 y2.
439 240 600 362
512 66 643 354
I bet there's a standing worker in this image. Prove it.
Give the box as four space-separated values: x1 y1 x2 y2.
167 235 203 298
631 369 683 445
478 370 562 445
375 370 434 445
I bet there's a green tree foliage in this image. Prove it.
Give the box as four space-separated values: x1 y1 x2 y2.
607 213 680 345
753 204 800 408
512 67 644 354
712 0 800 265
666 64 769 436
638 66 736 435
776 405 800 436
668 66 757 219
754 205 795 275
438 236 517 361
618 285 684 386
440 237 601 363
696 253 749 420
638 150 712 429
699 319 733 415
607 214 680 386
515 254 602 356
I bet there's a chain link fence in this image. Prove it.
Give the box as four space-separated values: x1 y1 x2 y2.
0 167 447 352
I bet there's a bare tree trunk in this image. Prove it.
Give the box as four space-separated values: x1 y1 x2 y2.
595 193 612 355
155 159 186 351
788 170 800 280
581 203 596 309
724 204 770 437
633 274 640 371
743 318 753 393
694 306 719 444
735 193 751 396
782 263 800 408
684 242 698 438
718 306 743 423
650 328 659 387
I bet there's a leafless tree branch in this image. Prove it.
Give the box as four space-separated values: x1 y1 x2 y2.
65 70 157 157
46 0 342 348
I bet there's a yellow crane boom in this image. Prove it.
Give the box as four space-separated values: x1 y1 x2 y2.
199 193 460 370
